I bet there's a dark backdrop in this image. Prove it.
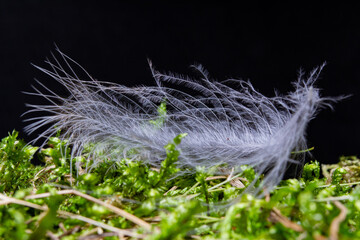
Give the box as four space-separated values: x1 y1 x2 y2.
0 1 359 164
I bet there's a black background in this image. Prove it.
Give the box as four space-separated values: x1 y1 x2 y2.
0 1 359 164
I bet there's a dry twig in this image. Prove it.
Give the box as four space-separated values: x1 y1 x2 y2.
164 186 178 196
24 189 152 231
329 201 347 240
269 208 304 232
0 193 145 239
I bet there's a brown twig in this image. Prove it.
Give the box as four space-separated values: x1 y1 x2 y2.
329 201 347 240
269 208 304 232
143 216 162 223
164 186 178 196
46 231 59 240
0 193 145 239
58 225 81 238
205 176 227 181
264 192 270 202
59 222 67 232
24 189 152 231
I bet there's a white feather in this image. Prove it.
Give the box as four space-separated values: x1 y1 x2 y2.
24 49 340 193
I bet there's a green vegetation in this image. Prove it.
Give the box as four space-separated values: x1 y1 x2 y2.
0 130 359 239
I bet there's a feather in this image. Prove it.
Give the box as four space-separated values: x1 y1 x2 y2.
23 49 340 194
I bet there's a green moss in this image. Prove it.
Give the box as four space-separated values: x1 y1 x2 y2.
0 131 359 239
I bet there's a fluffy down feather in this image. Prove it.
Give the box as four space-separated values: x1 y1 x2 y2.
24 49 339 193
